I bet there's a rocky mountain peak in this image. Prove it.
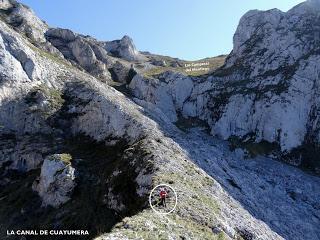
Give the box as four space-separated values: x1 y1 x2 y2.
104 34 144 61
212 2 320 154
121 34 134 43
208 1 320 157
230 0 320 70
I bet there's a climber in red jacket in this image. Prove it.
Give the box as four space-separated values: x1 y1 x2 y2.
159 188 168 208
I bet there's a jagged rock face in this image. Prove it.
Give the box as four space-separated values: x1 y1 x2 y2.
45 28 113 81
104 35 143 61
45 28 76 43
0 0 48 42
0 0 62 57
130 71 195 122
208 0 320 153
69 38 99 68
32 154 76 208
129 1 320 170
67 82 160 145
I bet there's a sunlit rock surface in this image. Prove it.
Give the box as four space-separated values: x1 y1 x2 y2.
32 154 76 207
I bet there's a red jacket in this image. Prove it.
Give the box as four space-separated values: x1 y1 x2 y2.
160 190 167 199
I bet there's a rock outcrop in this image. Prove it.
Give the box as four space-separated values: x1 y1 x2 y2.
104 35 143 61
130 71 195 122
45 28 113 80
32 154 76 207
212 0 320 145
208 0 320 170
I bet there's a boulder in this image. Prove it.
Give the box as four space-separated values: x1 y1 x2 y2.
33 154 76 208
110 61 136 83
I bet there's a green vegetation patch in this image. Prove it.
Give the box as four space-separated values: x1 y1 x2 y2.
47 153 72 165
25 84 65 117
143 56 226 77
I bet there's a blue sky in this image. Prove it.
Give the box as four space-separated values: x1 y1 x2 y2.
20 0 305 60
